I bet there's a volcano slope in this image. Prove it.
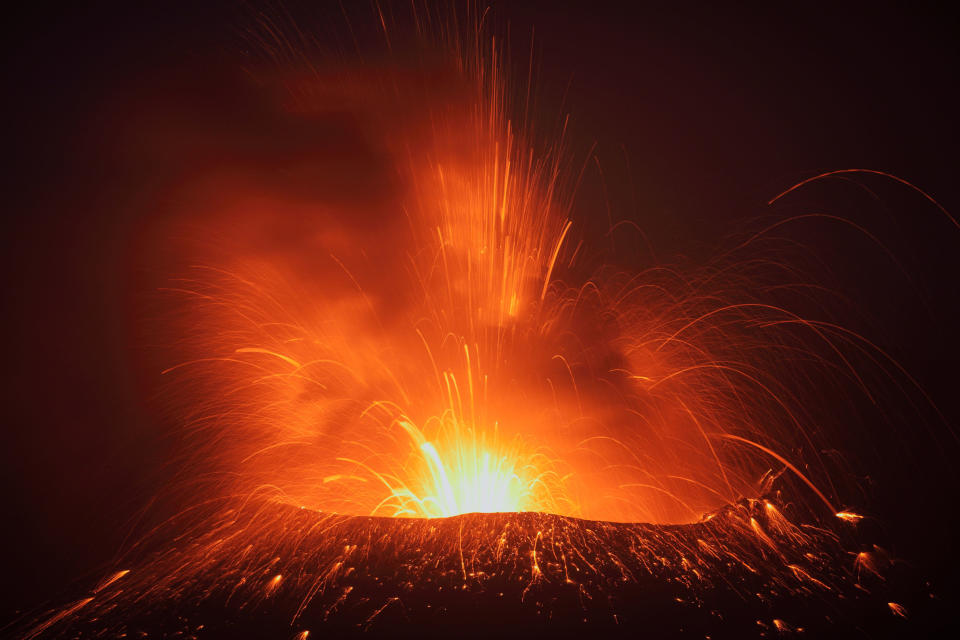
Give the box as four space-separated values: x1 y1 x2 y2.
19 497 941 639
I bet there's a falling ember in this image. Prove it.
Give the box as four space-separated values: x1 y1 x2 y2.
92 569 130 594
265 574 283 596
771 618 798 633
855 551 886 581
16 3 954 639
835 511 864 523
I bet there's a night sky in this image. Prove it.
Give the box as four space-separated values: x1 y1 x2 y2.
3 0 959 626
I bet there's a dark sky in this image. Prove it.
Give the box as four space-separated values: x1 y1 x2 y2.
3 0 959 622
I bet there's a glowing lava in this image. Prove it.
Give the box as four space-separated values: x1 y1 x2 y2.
342 416 568 517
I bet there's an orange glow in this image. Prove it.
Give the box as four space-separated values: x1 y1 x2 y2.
365 419 565 517
153 53 864 523
140 4 887 528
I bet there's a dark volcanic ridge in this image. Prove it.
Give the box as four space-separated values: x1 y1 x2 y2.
16 498 939 639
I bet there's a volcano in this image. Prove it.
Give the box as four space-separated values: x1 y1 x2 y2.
5 4 959 640
21 497 937 639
